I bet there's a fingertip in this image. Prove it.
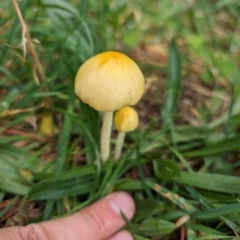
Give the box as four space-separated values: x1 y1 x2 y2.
107 230 134 240
105 191 135 220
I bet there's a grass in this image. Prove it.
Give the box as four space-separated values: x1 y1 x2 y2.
1 0 240 239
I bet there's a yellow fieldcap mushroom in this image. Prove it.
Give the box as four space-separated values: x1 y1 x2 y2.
75 51 144 112
75 51 145 162
114 106 139 161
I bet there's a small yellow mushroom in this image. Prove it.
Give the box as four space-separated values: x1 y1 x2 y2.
39 112 59 136
114 106 139 161
75 51 144 162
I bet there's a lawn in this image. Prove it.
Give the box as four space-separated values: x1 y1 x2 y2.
1 0 240 239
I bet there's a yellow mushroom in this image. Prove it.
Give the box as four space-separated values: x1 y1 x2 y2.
75 51 144 162
114 106 139 161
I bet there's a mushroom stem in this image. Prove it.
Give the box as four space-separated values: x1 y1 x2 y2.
114 131 126 161
100 111 113 162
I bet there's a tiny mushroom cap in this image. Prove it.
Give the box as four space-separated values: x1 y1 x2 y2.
114 106 139 132
74 51 145 112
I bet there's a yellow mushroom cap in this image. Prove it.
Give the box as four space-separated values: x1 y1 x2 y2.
74 51 145 112
114 106 139 132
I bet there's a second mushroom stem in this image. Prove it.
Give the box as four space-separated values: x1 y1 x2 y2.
114 131 126 161
100 111 113 162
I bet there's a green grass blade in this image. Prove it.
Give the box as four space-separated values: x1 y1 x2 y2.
43 199 55 220
121 211 144 236
79 0 88 16
136 143 154 199
162 38 182 148
162 39 181 124
15 81 48 108
169 146 193 172
0 195 19 218
188 223 228 236
146 181 196 214
0 88 20 112
40 0 80 17
207 97 240 129
174 172 240 194
94 158 114 198
225 20 240 137
56 87 74 173
79 101 100 164
183 135 240 157
193 203 240 220
27 165 106 200
0 144 29 160
195 235 240 240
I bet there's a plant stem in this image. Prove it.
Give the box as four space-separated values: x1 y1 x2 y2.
100 112 113 162
114 131 126 161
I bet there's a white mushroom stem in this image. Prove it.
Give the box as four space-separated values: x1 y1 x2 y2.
100 111 113 162
114 131 126 161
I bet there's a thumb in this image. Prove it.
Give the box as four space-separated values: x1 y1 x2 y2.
0 192 135 240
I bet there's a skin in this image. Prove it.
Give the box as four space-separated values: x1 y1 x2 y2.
0 192 135 240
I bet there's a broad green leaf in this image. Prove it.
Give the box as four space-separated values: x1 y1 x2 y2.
187 227 196 240
133 198 164 222
114 179 143 191
153 159 181 181
139 217 176 236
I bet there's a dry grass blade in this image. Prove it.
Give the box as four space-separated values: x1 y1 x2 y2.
11 0 44 85
10 0 52 108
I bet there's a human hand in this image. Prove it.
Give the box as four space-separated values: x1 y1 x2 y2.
0 191 135 240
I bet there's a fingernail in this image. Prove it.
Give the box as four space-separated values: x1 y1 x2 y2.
106 192 135 219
